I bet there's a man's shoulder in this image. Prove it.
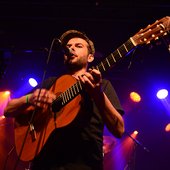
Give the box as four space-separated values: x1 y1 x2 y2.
42 77 58 89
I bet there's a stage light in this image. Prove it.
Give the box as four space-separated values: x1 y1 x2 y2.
156 89 168 99
133 130 138 135
0 91 10 98
4 91 10 95
165 123 170 132
0 115 5 120
130 130 138 139
29 78 38 87
0 91 11 117
130 92 141 102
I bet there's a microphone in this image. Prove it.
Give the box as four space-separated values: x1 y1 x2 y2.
54 38 73 57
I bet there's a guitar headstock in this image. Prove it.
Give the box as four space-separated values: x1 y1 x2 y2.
131 16 170 46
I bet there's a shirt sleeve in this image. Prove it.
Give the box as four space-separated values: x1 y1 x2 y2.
102 79 125 115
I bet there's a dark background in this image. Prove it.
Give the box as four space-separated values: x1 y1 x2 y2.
0 1 170 170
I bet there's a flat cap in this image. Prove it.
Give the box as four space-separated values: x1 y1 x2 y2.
60 30 95 55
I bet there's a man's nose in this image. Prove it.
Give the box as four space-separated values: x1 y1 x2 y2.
70 46 75 51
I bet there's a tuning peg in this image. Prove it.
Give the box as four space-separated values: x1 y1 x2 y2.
147 24 151 28
143 38 147 42
160 30 164 34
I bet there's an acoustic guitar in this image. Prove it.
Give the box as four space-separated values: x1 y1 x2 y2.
14 16 170 161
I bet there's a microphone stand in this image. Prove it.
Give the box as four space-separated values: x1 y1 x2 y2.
13 38 57 170
125 131 150 153
124 131 150 170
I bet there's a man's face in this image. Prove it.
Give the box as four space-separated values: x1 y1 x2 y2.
64 37 93 70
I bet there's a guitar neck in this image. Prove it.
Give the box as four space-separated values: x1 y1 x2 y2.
52 38 135 112
93 38 135 73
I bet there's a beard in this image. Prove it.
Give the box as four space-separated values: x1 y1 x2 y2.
64 57 87 72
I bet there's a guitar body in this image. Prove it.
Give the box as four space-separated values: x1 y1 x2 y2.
14 75 82 161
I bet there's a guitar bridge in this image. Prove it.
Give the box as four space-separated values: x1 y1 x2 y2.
29 123 37 142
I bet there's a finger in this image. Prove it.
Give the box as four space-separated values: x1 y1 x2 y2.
78 75 85 83
81 74 95 88
33 89 43 99
45 92 55 103
83 72 95 83
89 69 102 83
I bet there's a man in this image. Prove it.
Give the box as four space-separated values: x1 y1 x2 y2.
4 30 125 170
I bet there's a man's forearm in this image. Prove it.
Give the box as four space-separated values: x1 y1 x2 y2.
93 91 125 138
4 95 30 117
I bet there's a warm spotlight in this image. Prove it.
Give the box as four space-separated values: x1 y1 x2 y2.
0 115 5 120
0 92 10 117
165 123 170 132
4 91 10 95
130 130 138 139
0 91 10 98
133 130 138 135
130 92 141 102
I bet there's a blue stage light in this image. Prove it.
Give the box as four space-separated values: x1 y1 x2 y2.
156 89 168 99
29 78 38 87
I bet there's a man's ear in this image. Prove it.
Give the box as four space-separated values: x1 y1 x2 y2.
87 54 94 63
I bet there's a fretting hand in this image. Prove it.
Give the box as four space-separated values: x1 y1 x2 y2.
78 68 102 98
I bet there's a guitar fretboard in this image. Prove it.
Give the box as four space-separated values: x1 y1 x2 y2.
94 39 134 72
52 38 135 112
